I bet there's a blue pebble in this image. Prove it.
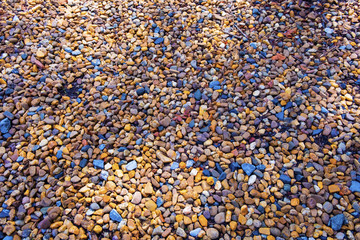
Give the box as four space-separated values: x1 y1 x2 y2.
136 138 142 145
72 50 81 56
329 214 345 231
242 163 255 176
0 118 11 134
250 42 257 49
350 181 360 192
81 145 91 152
16 156 24 162
79 159 88 168
202 169 210 176
21 53 28 59
118 147 127 152
92 59 101 66
0 209 10 218
218 172 226 181
156 197 164 207
136 88 146 95
186 160 194 168
126 160 137 171
3 111 14 119
209 80 220 89
170 162 179 170
284 102 293 110
229 162 240 172
3 237 13 240
188 119 195 128
194 89 202 100
321 107 329 114
216 163 223 173
247 58 256 64
313 129 323 135
64 47 72 53
279 174 291 184
154 37 164 44
93 160 104 169
56 150 63 159
256 164 266 171
109 209 123 222
190 228 201 237
99 144 106 150
276 111 284 121
100 170 109 180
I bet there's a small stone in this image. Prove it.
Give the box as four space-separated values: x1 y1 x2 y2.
323 202 333 213
350 181 360 192
328 184 340 193
126 160 137 171
190 228 201 237
93 160 104 169
109 209 123 222
3 224 15 235
132 192 142 204
214 212 225 224
176 227 187 237
242 163 255 176
206 228 219 239
152 226 163 235
38 217 52 229
93 225 102 234
145 200 157 211
199 215 208 227
36 48 47 58
144 182 153 194
330 214 345 231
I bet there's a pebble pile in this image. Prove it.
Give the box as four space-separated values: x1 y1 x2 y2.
1 0 360 239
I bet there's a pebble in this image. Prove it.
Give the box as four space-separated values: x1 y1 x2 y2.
206 228 219 239
125 160 137 171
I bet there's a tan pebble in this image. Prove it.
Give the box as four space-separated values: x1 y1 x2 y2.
184 216 192 225
3 224 16 235
127 219 136 231
259 227 270 235
93 225 102 234
36 48 47 58
256 106 266 113
144 182 153 194
145 200 157 211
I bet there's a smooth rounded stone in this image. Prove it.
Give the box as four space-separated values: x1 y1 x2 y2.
214 212 225 224
126 160 137 171
0 118 11 134
176 227 187 237
131 192 142 204
248 175 257 185
190 228 201 237
90 203 100 210
206 228 219 239
323 202 333 213
38 217 52 229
